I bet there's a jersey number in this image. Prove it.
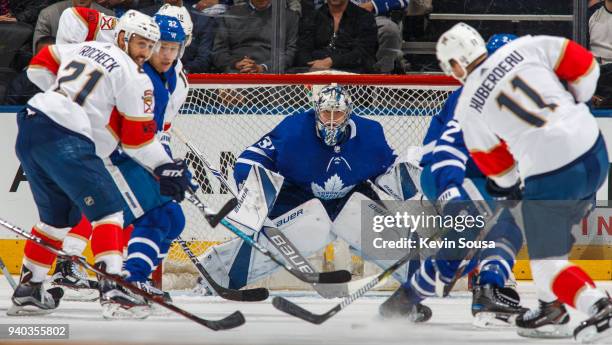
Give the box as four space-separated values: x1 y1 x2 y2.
55 61 103 106
440 120 461 143
496 76 557 127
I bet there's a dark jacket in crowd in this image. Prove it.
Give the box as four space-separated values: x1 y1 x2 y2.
9 0 52 27
182 13 217 73
212 3 299 73
296 2 377 74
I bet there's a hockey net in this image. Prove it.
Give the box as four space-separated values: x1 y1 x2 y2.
165 72 459 291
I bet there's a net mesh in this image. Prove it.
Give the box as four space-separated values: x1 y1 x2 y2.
166 74 458 290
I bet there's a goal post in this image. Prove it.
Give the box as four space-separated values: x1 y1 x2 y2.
164 72 460 291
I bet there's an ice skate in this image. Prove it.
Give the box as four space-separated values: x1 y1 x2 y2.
515 299 571 338
573 297 612 343
51 256 99 302
471 284 528 327
7 267 64 316
379 287 432 322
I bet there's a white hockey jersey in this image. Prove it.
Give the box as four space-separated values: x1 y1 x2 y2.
57 7 116 45
455 35 600 187
27 41 172 170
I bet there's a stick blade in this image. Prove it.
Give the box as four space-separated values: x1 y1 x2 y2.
317 270 352 284
219 287 269 302
272 296 327 325
202 310 246 331
208 198 238 227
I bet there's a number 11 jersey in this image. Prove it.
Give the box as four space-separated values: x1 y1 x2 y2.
456 35 600 185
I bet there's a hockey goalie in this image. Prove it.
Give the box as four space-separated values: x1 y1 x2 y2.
194 84 430 312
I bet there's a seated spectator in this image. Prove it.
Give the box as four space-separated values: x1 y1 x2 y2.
211 0 298 73
295 0 377 74
2 0 51 27
183 4 224 73
33 0 113 50
589 0 612 107
350 0 410 73
95 0 157 17
4 36 55 105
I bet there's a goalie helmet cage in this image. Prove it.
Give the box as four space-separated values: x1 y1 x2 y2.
163 72 462 291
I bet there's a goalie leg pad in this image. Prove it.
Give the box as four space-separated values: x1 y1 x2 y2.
200 199 334 289
331 190 415 282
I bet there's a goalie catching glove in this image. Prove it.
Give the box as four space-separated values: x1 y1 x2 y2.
154 159 190 202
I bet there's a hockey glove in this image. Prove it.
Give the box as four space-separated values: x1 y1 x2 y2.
155 159 189 202
485 178 522 207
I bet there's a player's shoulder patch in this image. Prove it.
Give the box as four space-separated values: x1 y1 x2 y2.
100 15 116 31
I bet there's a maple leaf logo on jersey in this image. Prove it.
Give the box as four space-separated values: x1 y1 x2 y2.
311 174 354 200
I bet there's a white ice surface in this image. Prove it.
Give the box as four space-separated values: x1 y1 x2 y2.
0 278 610 345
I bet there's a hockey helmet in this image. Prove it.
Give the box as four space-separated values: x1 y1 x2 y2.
115 10 160 58
314 84 353 147
436 22 487 83
157 4 193 47
154 14 186 59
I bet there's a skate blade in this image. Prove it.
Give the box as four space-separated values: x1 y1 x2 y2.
517 324 572 339
574 318 612 344
472 312 513 328
59 286 99 302
6 303 55 316
101 303 150 320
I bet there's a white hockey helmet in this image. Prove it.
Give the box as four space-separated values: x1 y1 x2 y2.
115 10 161 56
157 4 193 47
436 22 487 83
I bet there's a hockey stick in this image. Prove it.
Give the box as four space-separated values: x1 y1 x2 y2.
272 206 505 324
185 191 351 285
0 256 17 290
261 226 350 298
176 236 269 301
441 206 506 297
0 217 245 331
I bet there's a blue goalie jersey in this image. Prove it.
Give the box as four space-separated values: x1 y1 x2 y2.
420 87 482 199
234 109 397 201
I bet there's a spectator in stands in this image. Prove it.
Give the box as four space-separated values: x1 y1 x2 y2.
350 0 409 73
295 0 377 74
95 0 157 16
4 36 55 105
211 0 298 73
182 5 221 73
589 0 612 107
33 0 112 50
1 1 52 27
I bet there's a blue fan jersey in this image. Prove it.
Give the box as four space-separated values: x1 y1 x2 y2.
420 87 482 199
234 109 397 200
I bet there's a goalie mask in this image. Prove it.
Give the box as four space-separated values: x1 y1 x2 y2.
314 84 352 146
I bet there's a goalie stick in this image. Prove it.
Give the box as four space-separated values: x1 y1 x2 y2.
176 235 269 301
0 256 17 290
272 206 505 325
185 191 351 285
0 217 245 331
